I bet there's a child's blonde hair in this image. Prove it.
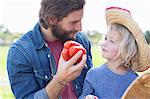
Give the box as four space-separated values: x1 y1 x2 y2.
109 23 139 71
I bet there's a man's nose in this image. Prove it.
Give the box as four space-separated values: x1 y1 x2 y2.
75 22 82 31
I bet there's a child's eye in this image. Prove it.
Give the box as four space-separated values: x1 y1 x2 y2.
110 40 114 43
104 37 107 40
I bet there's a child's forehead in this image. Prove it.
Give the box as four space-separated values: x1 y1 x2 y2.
106 29 122 41
108 24 122 34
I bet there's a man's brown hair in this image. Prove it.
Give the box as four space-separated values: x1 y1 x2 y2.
39 0 85 29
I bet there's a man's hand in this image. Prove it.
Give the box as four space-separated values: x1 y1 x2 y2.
85 95 98 99
56 50 87 85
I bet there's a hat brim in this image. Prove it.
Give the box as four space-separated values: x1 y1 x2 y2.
105 7 150 71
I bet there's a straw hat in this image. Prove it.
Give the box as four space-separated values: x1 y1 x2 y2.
105 7 150 72
122 73 150 99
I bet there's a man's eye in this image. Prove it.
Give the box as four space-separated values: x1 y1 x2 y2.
71 21 78 24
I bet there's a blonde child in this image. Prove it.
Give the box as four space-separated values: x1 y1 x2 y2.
79 7 150 99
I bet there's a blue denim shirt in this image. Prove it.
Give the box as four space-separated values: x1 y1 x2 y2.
7 23 93 99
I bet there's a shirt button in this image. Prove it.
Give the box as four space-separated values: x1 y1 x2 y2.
45 75 48 79
48 54 50 58
45 43 48 47
75 85 78 89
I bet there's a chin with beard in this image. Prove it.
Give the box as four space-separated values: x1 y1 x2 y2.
51 25 77 43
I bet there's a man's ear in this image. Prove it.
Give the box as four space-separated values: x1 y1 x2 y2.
47 17 58 25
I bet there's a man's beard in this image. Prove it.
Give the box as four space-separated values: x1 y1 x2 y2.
51 25 78 43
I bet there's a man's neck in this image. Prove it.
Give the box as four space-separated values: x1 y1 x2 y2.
41 26 58 42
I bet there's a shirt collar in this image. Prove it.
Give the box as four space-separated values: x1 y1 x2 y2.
31 22 46 50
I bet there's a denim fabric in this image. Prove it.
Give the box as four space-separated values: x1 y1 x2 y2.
7 23 93 99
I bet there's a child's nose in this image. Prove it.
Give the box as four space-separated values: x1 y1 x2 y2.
101 40 107 47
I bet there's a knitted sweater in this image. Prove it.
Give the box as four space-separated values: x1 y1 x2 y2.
79 64 138 99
